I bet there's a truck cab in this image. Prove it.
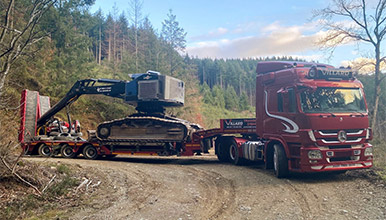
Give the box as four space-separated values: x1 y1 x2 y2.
256 61 373 175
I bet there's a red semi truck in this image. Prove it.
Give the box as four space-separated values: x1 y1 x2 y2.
19 61 373 177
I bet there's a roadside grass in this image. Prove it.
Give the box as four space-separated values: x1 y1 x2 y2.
0 163 80 220
372 138 386 180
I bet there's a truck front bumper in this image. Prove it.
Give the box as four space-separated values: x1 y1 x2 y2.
294 143 373 173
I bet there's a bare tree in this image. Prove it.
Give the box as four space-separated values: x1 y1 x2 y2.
128 0 144 72
0 0 56 99
314 0 386 131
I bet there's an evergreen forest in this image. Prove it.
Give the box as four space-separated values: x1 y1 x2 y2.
1 0 386 133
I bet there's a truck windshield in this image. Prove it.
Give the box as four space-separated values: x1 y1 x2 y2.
300 87 366 113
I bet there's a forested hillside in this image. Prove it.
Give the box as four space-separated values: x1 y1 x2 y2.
1 0 385 132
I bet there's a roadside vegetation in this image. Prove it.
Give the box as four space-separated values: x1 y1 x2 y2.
372 139 386 180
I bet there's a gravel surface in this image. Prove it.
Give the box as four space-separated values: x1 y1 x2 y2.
27 155 386 220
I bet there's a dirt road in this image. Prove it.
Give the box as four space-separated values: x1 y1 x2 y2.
28 155 386 220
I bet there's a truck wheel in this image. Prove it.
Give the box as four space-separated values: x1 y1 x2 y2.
38 144 52 157
61 144 76 158
228 140 243 165
215 141 227 162
273 144 289 178
83 145 98 160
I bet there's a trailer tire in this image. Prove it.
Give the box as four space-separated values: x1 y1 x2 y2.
38 144 52 157
273 144 289 178
61 144 76 158
83 145 98 160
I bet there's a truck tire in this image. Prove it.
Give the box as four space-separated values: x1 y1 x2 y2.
82 145 98 160
228 140 244 165
215 140 227 162
38 144 52 157
273 144 289 178
61 144 76 158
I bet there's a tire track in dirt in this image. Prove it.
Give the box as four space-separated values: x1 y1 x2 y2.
176 165 237 219
24 156 386 220
284 179 312 219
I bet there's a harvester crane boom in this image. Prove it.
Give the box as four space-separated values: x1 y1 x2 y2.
37 78 127 128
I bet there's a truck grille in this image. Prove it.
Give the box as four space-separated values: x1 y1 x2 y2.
316 129 365 144
318 129 363 135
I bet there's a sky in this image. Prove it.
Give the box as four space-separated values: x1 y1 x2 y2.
91 0 375 67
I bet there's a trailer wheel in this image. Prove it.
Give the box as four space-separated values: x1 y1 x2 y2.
228 140 243 165
273 144 289 178
83 145 98 160
38 144 52 157
61 144 76 158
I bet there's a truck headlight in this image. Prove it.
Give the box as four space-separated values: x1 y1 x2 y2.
364 147 373 156
308 150 322 159
308 130 316 142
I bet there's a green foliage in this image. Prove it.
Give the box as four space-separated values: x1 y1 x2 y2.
161 9 187 51
239 92 250 111
357 74 386 135
212 85 225 108
56 164 71 175
201 83 214 105
371 138 386 180
225 86 238 111
201 103 254 128
46 176 79 197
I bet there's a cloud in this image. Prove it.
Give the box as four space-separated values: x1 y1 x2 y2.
340 57 384 74
187 22 323 59
190 27 229 41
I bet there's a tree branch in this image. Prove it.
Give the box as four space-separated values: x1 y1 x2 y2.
0 155 42 195
0 0 14 44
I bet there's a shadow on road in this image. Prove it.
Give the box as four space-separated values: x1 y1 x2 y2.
32 154 377 183
96 155 373 183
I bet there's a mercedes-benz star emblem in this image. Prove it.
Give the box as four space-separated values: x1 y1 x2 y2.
338 130 347 143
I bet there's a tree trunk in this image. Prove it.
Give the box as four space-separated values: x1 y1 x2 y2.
0 69 9 99
371 44 381 130
108 33 111 63
98 24 101 64
135 28 138 72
